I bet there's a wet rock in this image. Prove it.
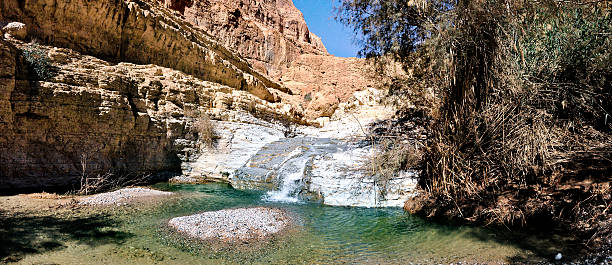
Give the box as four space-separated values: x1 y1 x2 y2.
307 144 418 207
180 119 285 184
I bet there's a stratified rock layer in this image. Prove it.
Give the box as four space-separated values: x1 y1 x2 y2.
279 54 375 119
173 0 374 119
0 39 301 192
0 0 283 101
0 0 381 193
179 0 327 77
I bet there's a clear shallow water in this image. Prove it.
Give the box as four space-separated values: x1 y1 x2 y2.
16 183 568 264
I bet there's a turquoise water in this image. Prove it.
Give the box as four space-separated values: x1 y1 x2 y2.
15 183 569 264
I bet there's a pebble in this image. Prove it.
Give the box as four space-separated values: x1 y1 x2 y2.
168 207 290 242
78 187 172 206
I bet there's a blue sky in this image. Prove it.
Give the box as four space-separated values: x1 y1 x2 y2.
293 0 361 58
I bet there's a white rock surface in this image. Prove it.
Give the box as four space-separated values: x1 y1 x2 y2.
2 22 27 40
175 87 418 208
308 146 418 207
180 120 284 183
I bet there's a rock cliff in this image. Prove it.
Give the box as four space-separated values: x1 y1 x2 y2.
0 39 301 192
172 0 374 119
0 0 285 101
175 0 328 77
0 0 377 192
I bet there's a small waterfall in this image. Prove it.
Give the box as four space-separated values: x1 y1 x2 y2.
263 147 309 203
233 137 418 207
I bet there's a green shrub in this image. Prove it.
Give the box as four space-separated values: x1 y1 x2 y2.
339 0 611 231
22 43 54 80
304 92 312 102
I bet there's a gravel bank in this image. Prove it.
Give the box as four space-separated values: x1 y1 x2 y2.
169 175 216 184
79 187 172 206
168 207 291 242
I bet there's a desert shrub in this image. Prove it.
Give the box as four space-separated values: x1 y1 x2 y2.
339 0 611 232
192 112 216 148
77 154 151 195
370 137 422 196
304 92 312 102
519 4 612 130
21 43 54 80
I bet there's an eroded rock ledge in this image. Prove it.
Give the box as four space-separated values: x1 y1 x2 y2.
0 0 284 101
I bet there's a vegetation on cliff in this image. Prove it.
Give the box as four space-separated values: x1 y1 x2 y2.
338 0 611 249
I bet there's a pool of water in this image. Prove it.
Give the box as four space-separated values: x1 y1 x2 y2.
15 183 570 264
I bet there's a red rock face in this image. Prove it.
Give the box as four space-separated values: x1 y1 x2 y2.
176 0 374 119
177 0 328 77
166 0 194 14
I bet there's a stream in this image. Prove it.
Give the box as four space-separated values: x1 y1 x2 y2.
4 111 581 264
12 182 576 264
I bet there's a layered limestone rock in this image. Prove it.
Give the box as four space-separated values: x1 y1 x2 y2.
0 0 393 199
178 86 416 207
0 39 301 192
176 0 327 77
0 0 284 101
279 54 375 119
171 0 374 119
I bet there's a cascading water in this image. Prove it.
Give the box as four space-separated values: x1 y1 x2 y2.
232 137 418 207
263 147 309 203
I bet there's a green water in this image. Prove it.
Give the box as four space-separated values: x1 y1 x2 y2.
13 183 571 264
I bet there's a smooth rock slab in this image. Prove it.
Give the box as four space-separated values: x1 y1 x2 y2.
79 187 172 206
168 207 290 242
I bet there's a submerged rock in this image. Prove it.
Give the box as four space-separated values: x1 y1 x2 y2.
168 207 290 242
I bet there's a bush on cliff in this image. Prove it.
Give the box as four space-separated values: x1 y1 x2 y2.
21 43 54 80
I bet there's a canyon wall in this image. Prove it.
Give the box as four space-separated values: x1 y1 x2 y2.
0 39 300 192
0 0 374 191
177 0 328 77
172 0 374 119
0 0 285 101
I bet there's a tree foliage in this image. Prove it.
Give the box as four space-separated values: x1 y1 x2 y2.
338 0 611 235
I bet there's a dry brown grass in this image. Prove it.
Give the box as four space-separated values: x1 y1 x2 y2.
193 112 216 148
185 109 217 148
413 2 611 243
76 154 154 195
